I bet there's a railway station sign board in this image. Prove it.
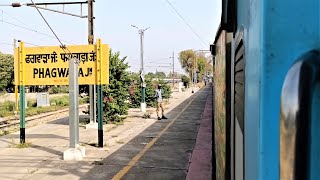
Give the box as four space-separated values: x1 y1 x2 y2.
14 40 109 86
14 39 108 148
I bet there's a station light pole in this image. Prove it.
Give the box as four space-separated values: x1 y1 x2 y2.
131 25 150 112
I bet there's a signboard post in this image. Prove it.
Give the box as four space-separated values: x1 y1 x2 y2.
96 39 103 147
18 41 26 144
14 39 109 159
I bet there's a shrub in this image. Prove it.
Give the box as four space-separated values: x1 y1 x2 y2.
181 75 191 88
79 96 89 104
103 50 131 123
50 96 69 106
0 101 15 117
27 100 37 107
48 86 69 94
129 78 172 108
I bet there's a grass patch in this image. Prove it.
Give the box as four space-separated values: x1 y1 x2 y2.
50 96 69 106
113 121 124 125
142 112 151 119
79 118 90 125
10 142 32 148
0 91 5 96
28 168 38 175
26 106 63 117
0 95 88 118
106 126 117 132
116 140 125 144
0 101 15 117
0 130 10 136
92 161 104 165
87 143 99 147
48 86 69 94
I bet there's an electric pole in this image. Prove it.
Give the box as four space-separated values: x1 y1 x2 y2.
87 0 102 147
172 52 175 89
140 28 145 112
192 53 196 93
88 0 97 128
131 25 150 112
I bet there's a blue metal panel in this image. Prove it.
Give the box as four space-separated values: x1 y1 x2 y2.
236 0 320 179
236 0 263 179
310 83 320 179
260 0 320 179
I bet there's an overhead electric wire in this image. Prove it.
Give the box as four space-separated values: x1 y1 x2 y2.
0 9 29 27
147 62 171 64
25 42 40 46
0 19 76 45
148 57 171 63
164 0 207 47
30 0 70 48
0 41 40 47
0 42 13 46
29 0 77 63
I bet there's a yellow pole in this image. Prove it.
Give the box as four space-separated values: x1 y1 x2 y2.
19 41 26 144
14 39 19 112
15 85 18 112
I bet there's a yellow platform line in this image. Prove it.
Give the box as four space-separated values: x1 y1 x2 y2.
112 92 200 180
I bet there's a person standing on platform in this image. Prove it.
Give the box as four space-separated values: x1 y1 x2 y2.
155 84 168 120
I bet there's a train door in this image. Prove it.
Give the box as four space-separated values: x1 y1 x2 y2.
232 30 245 180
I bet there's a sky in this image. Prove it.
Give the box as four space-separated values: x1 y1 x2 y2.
0 0 221 74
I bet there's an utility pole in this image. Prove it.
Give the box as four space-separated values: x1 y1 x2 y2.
140 29 145 112
131 25 150 112
192 53 196 93
87 0 97 128
172 52 175 89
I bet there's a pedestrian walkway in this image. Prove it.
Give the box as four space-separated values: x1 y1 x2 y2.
0 85 212 180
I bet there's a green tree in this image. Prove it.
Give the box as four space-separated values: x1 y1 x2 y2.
179 50 195 77
196 54 208 81
103 50 131 123
155 71 166 79
128 77 171 108
179 50 212 82
145 72 155 79
0 52 14 92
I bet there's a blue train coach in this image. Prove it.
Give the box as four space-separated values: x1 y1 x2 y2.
210 0 320 179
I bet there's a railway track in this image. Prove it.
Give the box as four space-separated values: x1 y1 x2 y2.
0 104 88 131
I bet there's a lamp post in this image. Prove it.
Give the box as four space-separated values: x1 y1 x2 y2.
131 25 150 112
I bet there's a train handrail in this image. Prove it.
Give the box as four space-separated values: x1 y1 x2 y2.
280 50 320 180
